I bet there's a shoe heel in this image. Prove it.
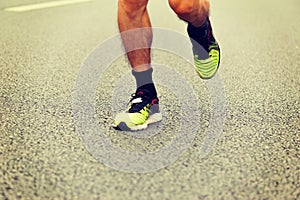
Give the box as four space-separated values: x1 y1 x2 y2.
146 113 162 124
150 104 160 113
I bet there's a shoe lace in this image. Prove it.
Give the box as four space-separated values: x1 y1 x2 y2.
128 91 150 113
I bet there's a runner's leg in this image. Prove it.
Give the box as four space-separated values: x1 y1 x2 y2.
169 0 220 79
118 0 152 72
114 0 161 131
168 0 210 27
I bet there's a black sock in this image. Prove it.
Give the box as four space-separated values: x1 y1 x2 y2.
132 68 157 97
187 18 209 42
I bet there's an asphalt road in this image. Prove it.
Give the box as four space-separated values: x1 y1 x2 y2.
1 0 299 199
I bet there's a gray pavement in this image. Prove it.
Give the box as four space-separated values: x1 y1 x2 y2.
1 0 299 199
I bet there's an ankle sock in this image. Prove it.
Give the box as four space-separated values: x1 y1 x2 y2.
132 68 157 97
187 18 209 41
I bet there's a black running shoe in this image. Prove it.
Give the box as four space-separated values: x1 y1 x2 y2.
113 89 162 131
187 18 220 79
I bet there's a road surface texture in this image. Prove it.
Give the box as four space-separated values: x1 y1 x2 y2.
1 0 299 199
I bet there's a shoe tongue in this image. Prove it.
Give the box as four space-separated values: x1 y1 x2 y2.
132 90 147 104
132 89 155 104
128 89 149 113
135 89 152 97
137 91 144 95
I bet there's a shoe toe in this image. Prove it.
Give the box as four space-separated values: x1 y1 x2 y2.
114 112 146 128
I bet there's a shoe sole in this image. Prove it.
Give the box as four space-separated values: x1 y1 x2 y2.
113 113 163 131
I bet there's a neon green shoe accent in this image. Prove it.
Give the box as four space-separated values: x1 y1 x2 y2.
113 90 161 131
114 105 150 128
194 44 220 79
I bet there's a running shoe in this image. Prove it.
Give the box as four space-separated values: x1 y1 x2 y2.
113 89 162 131
187 18 220 79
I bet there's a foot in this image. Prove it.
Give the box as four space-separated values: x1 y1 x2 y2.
113 89 162 131
187 18 220 79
